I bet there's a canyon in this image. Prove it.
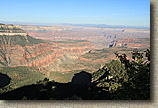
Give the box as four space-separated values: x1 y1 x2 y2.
0 24 94 76
18 25 150 49
0 24 150 83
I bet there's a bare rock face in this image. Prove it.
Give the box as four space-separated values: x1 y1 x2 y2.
0 24 94 74
21 41 93 68
0 24 27 36
109 38 150 48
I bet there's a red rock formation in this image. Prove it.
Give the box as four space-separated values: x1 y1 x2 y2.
0 40 93 69
78 57 91 61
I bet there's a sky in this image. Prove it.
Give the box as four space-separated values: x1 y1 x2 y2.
0 0 150 27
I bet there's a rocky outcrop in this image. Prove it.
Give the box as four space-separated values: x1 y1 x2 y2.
109 38 150 48
0 24 27 36
17 25 150 49
0 33 27 36
78 57 91 62
0 24 94 70
0 40 93 67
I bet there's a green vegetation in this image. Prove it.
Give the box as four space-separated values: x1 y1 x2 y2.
27 35 46 45
92 60 128 93
0 78 56 100
91 49 150 99
0 66 45 93
81 49 108 60
49 71 75 83
113 49 150 99
0 49 150 100
0 35 45 47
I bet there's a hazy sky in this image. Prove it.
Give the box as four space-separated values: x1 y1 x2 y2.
0 0 150 27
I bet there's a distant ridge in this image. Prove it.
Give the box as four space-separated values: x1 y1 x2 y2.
0 21 150 30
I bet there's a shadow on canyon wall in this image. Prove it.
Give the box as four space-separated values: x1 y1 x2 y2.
0 71 94 100
0 63 150 100
0 72 11 88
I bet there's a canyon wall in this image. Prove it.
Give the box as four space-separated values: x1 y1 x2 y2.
0 24 94 74
17 25 150 49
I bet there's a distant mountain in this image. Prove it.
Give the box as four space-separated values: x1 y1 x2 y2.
60 23 150 29
0 21 150 29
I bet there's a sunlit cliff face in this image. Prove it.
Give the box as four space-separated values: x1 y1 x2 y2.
17 25 150 49
0 24 94 72
0 24 150 82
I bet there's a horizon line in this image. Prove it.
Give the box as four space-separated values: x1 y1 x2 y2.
0 20 150 29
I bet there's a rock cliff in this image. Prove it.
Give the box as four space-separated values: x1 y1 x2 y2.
0 24 94 74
